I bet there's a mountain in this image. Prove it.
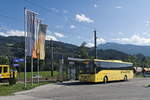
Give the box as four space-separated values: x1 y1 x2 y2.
98 42 150 56
0 35 78 58
89 49 129 60
0 36 131 60
1 36 150 71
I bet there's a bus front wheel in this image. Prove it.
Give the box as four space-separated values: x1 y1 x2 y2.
103 76 108 84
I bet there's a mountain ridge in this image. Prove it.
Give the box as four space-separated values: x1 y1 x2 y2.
98 42 150 56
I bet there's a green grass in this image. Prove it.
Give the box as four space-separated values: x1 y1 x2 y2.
0 71 66 96
0 82 49 96
0 71 65 96
18 71 59 79
134 74 144 78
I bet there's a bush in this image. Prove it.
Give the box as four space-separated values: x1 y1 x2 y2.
9 78 17 85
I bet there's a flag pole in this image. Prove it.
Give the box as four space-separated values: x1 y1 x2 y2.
31 15 36 86
31 57 33 85
37 56 40 84
24 7 27 88
37 21 40 84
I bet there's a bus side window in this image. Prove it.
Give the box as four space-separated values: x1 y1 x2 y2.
4 67 8 73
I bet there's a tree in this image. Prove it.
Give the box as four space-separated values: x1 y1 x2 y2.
77 42 89 59
0 56 9 64
127 56 138 66
142 57 150 67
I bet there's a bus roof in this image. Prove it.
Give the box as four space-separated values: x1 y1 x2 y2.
68 57 89 62
68 57 132 64
93 59 133 64
0 65 9 67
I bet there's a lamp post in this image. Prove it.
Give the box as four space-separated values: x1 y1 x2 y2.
94 30 97 59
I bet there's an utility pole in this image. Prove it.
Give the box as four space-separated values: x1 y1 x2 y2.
51 39 54 76
94 30 97 59
59 56 64 82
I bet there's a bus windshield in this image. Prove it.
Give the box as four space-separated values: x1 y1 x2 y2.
80 61 95 74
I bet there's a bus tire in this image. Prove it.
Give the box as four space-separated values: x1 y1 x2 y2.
103 76 108 84
124 75 128 81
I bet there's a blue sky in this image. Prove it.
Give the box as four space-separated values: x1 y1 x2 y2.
1 0 150 46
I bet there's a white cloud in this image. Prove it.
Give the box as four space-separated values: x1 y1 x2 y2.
118 32 126 35
63 10 68 14
115 6 123 9
114 34 150 45
142 32 150 37
0 29 62 42
94 4 98 8
46 31 64 40
0 32 7 36
85 43 94 47
46 35 57 41
70 25 76 29
75 14 94 23
51 8 59 13
47 30 52 34
86 38 106 47
54 32 64 38
145 20 150 26
97 38 106 44
7 30 24 36
0 30 24 37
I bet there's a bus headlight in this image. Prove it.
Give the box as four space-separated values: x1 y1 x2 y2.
0 74 2 78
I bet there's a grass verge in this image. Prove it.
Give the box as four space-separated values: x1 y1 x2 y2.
18 71 59 79
0 82 49 96
134 74 144 78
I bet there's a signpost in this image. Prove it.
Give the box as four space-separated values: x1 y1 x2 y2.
13 58 24 63
13 58 24 80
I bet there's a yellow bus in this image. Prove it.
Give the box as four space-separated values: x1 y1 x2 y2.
79 59 134 83
0 65 17 84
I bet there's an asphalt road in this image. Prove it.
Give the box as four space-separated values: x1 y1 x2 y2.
1 78 150 100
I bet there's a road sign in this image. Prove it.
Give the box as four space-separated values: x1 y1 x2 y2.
13 64 20 67
13 58 24 62
19 59 24 62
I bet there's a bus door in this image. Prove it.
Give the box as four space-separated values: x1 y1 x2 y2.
3 66 10 78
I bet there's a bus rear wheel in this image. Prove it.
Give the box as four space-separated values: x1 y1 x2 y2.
124 75 128 81
103 76 108 84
